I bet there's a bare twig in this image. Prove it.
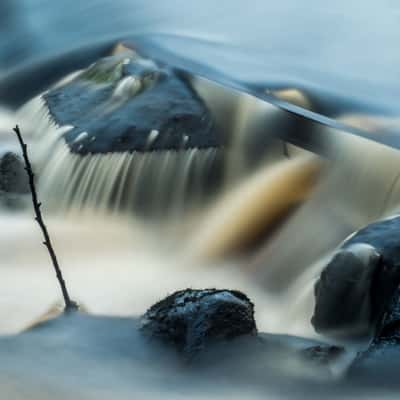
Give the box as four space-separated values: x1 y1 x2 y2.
12 125 77 311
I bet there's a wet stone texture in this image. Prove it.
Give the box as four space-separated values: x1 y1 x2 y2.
44 53 221 154
0 151 28 193
310 215 400 385
344 216 400 271
349 284 400 384
0 150 29 208
140 289 257 358
312 216 400 340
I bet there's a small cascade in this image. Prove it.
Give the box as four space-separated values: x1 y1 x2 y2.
17 94 223 217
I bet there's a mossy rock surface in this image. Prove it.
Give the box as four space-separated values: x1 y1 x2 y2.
44 54 221 155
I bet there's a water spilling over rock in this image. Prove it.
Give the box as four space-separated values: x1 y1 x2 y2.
18 52 223 216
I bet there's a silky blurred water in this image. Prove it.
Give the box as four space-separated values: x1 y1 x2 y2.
1 0 400 333
1 0 400 347
2 1 400 120
1 2 400 398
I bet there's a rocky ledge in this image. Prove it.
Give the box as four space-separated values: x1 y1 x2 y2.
44 53 222 154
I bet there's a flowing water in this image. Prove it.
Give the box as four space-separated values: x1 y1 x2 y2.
2 1 400 399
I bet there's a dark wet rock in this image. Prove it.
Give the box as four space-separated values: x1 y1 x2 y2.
0 151 28 194
44 53 221 154
139 288 346 377
311 215 400 384
348 284 400 383
312 216 400 340
312 244 382 339
348 340 400 385
0 151 29 209
140 289 257 358
344 215 400 264
347 297 400 384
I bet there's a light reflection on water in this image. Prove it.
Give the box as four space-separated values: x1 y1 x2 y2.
2 1 400 119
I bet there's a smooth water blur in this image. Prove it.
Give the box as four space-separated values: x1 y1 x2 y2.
2 2 400 398
1 0 400 331
1 0 400 324
2 1 400 126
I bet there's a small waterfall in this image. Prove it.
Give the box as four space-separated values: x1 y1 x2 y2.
17 94 223 217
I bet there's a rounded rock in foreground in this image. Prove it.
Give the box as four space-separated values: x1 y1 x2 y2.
312 216 400 340
140 289 257 358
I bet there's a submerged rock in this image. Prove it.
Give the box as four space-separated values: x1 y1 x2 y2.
140 289 257 358
312 216 400 340
300 344 345 367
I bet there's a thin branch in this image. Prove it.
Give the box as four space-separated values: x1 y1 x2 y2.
12 125 77 311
